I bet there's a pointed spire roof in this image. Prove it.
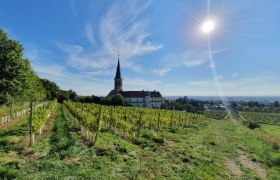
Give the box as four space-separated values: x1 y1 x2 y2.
115 54 122 79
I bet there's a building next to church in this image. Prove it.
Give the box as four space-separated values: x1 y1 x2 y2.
108 57 164 108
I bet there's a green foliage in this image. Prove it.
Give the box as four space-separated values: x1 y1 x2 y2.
111 94 124 106
0 166 18 179
1 104 280 179
50 104 74 152
248 121 260 129
274 101 279 108
204 110 228 120
241 112 280 126
64 101 205 146
0 101 29 117
100 94 124 106
163 96 204 113
0 29 46 104
41 78 61 100
32 100 57 133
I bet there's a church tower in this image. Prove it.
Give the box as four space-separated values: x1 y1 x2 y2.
114 55 122 93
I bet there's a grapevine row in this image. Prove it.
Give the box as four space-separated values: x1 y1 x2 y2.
31 100 57 142
64 101 205 144
1 102 47 126
204 110 228 120
241 112 280 126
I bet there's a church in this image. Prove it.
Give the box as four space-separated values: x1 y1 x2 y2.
108 57 164 108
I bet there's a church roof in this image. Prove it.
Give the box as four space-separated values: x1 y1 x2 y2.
115 58 122 79
108 90 162 98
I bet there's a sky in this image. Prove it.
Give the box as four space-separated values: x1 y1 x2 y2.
1 0 280 97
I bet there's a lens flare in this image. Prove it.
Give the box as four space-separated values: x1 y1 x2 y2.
205 0 234 121
202 20 215 33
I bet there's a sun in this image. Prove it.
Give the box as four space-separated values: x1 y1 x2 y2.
201 20 215 34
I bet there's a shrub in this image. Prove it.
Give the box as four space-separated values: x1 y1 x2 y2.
247 121 260 129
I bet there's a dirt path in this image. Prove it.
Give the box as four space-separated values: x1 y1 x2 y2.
18 109 57 160
0 106 57 159
225 157 243 177
238 150 267 179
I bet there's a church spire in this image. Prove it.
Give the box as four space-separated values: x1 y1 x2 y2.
115 54 122 79
114 54 122 92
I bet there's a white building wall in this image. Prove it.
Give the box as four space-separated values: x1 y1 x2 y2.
125 97 164 108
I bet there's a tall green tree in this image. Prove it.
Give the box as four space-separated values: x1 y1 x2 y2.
111 94 124 106
0 29 45 104
274 101 279 108
41 78 60 100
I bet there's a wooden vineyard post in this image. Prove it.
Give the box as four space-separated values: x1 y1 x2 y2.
169 112 173 130
137 112 142 139
110 106 113 131
93 106 102 146
169 106 175 130
178 114 181 129
157 112 160 134
184 113 187 127
9 100 13 120
29 101 33 146
124 109 127 121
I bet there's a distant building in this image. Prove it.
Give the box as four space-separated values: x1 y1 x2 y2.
108 56 164 108
204 105 226 110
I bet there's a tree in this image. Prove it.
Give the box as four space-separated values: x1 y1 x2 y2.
83 96 93 103
248 101 260 108
57 90 70 103
0 29 46 104
111 94 124 106
41 78 60 100
274 101 279 108
273 107 280 113
68 89 77 101
175 96 189 104
261 107 270 113
184 104 192 112
101 96 112 105
92 95 101 104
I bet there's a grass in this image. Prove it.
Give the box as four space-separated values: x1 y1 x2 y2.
0 104 279 179
261 124 280 136
50 104 74 153
0 102 29 118
0 115 30 179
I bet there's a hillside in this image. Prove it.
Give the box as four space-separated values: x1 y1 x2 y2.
1 103 279 179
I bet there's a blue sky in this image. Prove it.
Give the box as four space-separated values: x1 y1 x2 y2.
1 0 280 96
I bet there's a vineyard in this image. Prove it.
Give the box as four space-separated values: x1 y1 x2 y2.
63 101 205 144
31 100 57 141
1 5 280 179
1 101 48 126
0 102 29 120
0 102 280 179
204 110 228 120
241 112 280 126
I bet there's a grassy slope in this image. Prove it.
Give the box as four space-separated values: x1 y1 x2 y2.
0 104 279 179
261 124 280 136
0 114 30 178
